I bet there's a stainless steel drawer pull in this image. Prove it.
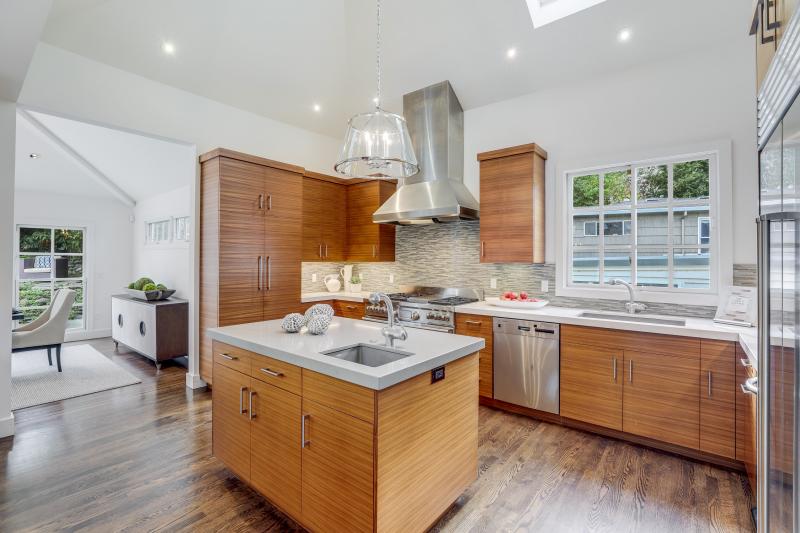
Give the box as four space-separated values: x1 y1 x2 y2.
319 244 323 258
249 391 256 420
239 386 247 414
267 194 272 210
267 256 272 290
628 360 633 383
346 305 356 310
740 358 753 368
259 368 284 378
257 256 262 291
220 353 237 361
612 358 617 382
464 320 482 326
707 371 712 397
301 414 310 448
481 241 485 257
741 377 758 395
258 194 264 210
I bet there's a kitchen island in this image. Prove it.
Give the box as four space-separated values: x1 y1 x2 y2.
207 317 485 533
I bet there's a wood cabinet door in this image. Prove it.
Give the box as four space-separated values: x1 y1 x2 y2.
479 152 535 263
560 342 622 430
623 350 700 450
301 399 374 533
321 181 347 261
249 378 302 519
263 167 302 320
454 313 494 398
302 178 325 261
346 181 395 262
218 158 265 326
699 340 736 458
212 363 251 483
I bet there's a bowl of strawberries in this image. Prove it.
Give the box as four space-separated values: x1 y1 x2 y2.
487 291 549 309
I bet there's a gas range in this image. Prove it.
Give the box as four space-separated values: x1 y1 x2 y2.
363 286 481 333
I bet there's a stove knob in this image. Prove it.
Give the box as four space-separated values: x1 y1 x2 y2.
411 311 420 321
427 312 435 319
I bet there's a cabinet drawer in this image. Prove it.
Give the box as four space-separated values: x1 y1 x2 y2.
250 354 302 396
302 369 375 423
213 341 252 375
334 300 365 320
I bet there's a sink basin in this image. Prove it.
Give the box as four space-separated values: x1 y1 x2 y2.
320 343 414 367
579 312 686 327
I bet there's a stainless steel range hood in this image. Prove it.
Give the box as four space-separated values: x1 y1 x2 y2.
373 81 479 224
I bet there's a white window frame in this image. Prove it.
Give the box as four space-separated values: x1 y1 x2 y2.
144 215 191 248
697 216 711 247
556 141 732 307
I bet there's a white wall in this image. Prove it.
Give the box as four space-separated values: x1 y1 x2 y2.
132 186 192 299
1 99 17 438
463 38 757 266
13 190 135 340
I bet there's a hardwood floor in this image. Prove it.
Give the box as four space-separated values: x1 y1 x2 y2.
0 338 754 532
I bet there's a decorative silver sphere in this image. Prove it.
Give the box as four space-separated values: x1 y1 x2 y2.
281 313 306 333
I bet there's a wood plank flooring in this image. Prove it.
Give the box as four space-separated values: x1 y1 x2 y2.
0 338 755 532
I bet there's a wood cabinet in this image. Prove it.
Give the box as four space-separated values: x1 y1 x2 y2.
477 144 547 263
699 340 736 458
333 300 365 320
346 181 396 262
302 173 346 261
200 149 303 383
560 342 622 431
622 350 700 450
111 295 188 368
212 362 251 483
455 313 494 398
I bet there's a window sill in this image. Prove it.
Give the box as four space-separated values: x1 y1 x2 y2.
556 285 719 307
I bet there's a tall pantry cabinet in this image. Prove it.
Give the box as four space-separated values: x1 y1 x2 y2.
199 149 303 384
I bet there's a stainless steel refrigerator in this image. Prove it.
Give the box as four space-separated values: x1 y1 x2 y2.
757 9 800 531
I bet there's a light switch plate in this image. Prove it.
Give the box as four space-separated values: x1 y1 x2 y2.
312 273 317 283
541 280 549 292
490 278 497 289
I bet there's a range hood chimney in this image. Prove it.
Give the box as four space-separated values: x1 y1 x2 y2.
372 81 479 224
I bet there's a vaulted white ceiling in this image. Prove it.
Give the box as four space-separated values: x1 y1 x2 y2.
41 0 751 138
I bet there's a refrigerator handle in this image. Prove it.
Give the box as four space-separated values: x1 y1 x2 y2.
756 215 770 531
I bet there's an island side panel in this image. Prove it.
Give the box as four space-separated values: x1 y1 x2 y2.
375 353 479 533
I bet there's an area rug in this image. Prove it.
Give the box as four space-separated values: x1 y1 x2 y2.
11 344 141 410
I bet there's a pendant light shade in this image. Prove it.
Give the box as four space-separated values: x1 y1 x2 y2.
334 0 419 179
334 108 418 179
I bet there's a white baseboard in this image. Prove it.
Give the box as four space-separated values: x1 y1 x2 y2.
186 373 207 389
0 412 15 438
65 328 112 343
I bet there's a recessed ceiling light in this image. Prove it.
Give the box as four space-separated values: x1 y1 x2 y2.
506 47 518 59
313 103 322 112
618 28 632 42
28 153 40 159
162 41 176 55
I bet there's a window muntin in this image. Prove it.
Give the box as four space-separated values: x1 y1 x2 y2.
15 226 87 330
567 155 715 292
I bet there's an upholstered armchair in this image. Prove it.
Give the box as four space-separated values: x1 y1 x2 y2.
12 289 77 372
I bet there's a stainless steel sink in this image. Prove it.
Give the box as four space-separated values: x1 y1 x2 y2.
578 312 686 327
320 343 414 367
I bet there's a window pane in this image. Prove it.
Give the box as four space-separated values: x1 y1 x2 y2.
67 305 84 330
54 229 83 253
673 248 710 289
672 206 710 245
673 159 709 200
636 207 668 246
573 213 599 246
603 170 631 206
603 214 632 246
19 227 51 253
636 249 669 287
18 254 53 279
56 280 84 304
17 280 52 309
54 256 83 278
603 250 631 284
636 165 668 203
572 174 600 207
572 249 599 285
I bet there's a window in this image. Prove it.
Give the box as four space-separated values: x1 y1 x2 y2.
174 216 190 242
15 226 86 330
567 154 714 291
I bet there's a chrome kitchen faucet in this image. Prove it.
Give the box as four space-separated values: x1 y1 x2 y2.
368 292 408 347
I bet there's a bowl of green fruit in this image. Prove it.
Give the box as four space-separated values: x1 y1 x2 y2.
124 277 176 301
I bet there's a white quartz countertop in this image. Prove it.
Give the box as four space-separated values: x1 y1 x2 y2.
456 302 758 370
301 291 369 303
207 317 485 390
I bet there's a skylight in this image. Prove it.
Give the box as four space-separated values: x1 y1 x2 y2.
526 0 608 28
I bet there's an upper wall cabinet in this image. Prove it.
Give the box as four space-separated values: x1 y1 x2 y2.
302 172 347 262
477 143 547 264
346 180 396 262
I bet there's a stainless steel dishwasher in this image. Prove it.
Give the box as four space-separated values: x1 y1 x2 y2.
493 317 559 414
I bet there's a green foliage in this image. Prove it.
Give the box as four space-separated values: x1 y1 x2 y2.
603 171 631 205
673 160 709 198
350 275 361 284
128 282 136 289
636 165 668 200
572 174 599 207
142 283 157 291
19 228 83 253
133 277 154 290
156 283 168 290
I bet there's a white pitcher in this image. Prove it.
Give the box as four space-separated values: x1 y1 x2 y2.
340 265 354 292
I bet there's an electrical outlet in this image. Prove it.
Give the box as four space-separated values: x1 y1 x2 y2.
490 278 497 289
541 280 549 293
312 273 317 283
389 273 395 283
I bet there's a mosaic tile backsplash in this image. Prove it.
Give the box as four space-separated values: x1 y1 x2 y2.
302 221 756 319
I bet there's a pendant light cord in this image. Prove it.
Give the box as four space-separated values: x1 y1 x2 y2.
375 0 382 109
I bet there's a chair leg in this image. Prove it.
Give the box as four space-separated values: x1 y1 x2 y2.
47 347 52 366
55 344 62 372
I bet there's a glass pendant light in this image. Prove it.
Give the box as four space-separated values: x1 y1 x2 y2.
334 0 418 179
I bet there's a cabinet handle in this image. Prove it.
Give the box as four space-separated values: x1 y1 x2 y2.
267 256 272 290
325 244 329 258
301 414 310 448
707 371 712 397
740 358 753 368
139 321 146 336
259 367 284 378
628 360 633 383
257 256 263 291
319 244 323 258
258 194 264 210
249 391 256 420
372 244 377 258
612 357 617 382
220 353 237 361
239 386 247 414
346 305 356 310
481 241 485 257
267 194 272 211
464 320 482 326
